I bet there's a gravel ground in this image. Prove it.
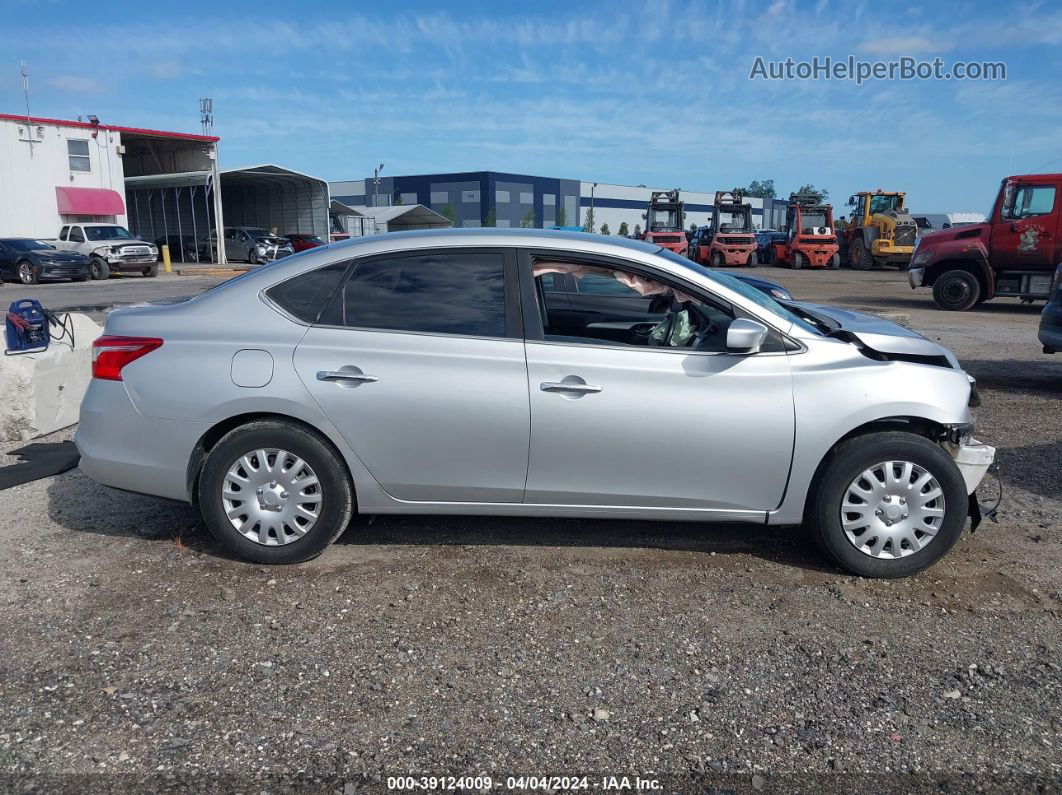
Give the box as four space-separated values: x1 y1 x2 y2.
0 266 1059 793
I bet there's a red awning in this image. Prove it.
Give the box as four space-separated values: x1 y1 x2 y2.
55 186 125 216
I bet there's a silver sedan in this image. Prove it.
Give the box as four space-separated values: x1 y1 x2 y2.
76 229 994 577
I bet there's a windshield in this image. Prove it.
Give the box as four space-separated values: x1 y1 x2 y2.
85 226 134 241
797 211 829 232
246 228 272 239
655 248 823 336
6 239 55 251
868 195 900 214
648 208 681 231
716 209 751 232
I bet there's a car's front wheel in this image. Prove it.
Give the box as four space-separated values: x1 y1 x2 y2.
17 260 39 285
807 431 968 578
89 256 110 280
932 269 981 311
198 420 354 564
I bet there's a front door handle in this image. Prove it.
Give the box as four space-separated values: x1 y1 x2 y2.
540 381 602 394
317 370 378 383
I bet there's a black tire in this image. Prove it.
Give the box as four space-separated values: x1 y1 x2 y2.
17 260 39 285
142 264 159 278
806 432 968 578
248 249 259 265
711 251 724 268
850 238 873 270
792 252 805 270
932 269 981 311
89 256 110 280
746 252 756 268
829 253 841 270
198 420 355 564
765 245 776 266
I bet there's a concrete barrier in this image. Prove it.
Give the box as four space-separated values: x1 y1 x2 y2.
0 313 102 442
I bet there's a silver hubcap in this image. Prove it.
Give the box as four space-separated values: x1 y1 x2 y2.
19 262 32 281
841 460 946 559
222 449 322 546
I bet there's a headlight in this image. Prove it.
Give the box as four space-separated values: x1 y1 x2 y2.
911 251 932 267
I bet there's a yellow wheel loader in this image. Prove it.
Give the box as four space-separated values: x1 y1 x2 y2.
840 190 919 270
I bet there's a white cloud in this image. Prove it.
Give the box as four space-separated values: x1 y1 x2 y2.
857 35 950 55
46 74 104 93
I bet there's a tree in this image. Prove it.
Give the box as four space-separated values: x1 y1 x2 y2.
556 206 567 227
744 179 776 199
633 224 642 238
600 223 610 235
484 207 496 227
520 208 535 228
795 184 829 202
441 203 460 228
617 221 629 237
583 208 595 232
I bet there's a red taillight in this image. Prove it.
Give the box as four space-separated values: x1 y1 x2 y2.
92 336 163 381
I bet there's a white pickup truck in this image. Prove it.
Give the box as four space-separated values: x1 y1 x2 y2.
53 223 158 280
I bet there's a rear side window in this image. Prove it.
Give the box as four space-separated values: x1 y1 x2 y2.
266 262 348 323
323 251 506 337
59 226 69 241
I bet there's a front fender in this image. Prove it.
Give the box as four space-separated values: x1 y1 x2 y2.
920 239 994 297
771 340 973 524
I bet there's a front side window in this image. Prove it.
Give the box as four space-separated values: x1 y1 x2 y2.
266 262 348 324
868 194 899 214
69 227 85 243
67 139 91 172
1005 185 1056 219
323 251 507 338
533 257 735 351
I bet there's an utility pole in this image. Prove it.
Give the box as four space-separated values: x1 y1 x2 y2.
590 182 597 232
200 98 226 264
373 163 385 207
20 61 36 156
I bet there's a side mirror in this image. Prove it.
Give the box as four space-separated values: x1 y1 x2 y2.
726 318 769 354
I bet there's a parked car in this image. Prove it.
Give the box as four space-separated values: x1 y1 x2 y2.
154 235 202 263
201 227 295 264
1038 263 1062 353
52 223 158 279
0 238 90 284
755 229 789 263
76 229 994 578
285 233 327 253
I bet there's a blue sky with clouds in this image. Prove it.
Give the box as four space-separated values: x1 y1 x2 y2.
3 0 1061 211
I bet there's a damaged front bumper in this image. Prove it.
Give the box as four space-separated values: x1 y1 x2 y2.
944 437 997 530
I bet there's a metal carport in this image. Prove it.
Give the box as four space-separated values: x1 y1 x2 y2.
220 165 329 240
330 202 452 237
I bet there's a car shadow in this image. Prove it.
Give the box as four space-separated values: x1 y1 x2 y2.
960 358 1062 395
45 470 837 575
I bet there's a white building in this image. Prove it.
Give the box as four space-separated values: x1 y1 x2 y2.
0 112 221 240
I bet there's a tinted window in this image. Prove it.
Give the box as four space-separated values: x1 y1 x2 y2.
325 252 506 337
69 227 85 243
59 226 69 240
576 272 642 297
266 262 348 324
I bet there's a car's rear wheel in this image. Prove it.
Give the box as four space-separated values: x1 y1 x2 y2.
806 431 968 578
142 264 158 278
198 420 354 564
89 256 110 280
932 269 981 311
17 260 39 285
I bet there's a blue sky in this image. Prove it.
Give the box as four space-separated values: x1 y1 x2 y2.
3 0 1061 211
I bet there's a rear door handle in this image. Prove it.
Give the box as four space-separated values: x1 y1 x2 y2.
540 381 602 394
317 370 378 383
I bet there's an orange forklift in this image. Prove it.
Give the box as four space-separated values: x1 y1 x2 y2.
765 192 841 269
640 189 688 255
706 191 757 267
